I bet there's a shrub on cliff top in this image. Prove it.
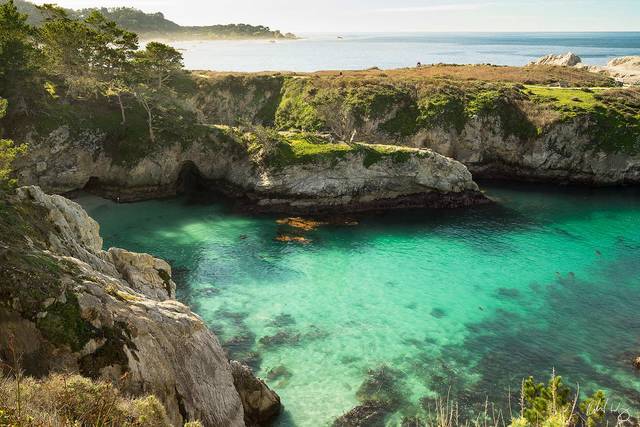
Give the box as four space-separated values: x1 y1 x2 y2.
0 373 174 426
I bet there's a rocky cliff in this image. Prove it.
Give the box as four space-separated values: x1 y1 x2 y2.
15 127 486 212
0 186 280 426
188 74 640 185
7 66 639 200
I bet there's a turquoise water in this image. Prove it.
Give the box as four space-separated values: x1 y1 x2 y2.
174 32 640 71
80 184 640 426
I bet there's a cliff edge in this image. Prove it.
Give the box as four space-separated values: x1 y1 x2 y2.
0 186 281 426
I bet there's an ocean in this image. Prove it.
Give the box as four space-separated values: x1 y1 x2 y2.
81 184 640 426
171 32 640 72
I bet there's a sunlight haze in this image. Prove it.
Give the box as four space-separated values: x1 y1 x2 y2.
30 0 640 33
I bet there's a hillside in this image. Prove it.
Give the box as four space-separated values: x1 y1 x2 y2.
9 0 296 40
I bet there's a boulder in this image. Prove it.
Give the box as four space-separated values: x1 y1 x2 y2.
230 361 282 426
528 52 582 67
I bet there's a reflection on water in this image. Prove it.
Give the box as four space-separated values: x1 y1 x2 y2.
80 183 640 426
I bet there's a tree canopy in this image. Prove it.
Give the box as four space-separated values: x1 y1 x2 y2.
0 0 186 142
0 97 27 190
5 0 295 40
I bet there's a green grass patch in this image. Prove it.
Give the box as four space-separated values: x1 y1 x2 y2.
525 86 603 114
248 130 422 169
258 133 353 169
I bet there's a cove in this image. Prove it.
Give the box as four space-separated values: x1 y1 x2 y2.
79 183 640 426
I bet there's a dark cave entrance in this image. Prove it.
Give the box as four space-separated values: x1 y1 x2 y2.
83 176 102 191
176 161 206 195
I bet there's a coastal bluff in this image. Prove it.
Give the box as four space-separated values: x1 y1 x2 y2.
0 186 281 426
16 129 487 212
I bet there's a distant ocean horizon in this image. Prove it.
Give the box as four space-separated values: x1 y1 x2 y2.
170 31 640 72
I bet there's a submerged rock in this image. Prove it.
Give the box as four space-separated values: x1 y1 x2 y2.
634 356 640 370
266 365 293 382
332 401 390 427
231 361 282 426
258 330 301 348
269 313 296 327
276 217 327 231
496 287 521 299
430 308 447 318
356 365 407 410
275 235 312 244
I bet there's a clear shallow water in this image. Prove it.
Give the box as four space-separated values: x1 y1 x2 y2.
172 32 640 71
80 184 640 426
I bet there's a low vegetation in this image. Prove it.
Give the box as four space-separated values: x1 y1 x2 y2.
526 86 640 153
240 126 423 170
335 372 609 427
200 75 639 154
0 372 203 426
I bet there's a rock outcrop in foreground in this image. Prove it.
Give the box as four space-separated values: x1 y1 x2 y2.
17 130 486 212
0 186 280 427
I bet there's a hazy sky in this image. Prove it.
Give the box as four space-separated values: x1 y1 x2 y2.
39 0 640 33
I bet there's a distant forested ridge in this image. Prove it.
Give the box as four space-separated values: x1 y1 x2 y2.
8 0 296 40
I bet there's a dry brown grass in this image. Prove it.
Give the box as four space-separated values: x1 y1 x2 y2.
0 373 173 427
195 64 616 87
516 100 563 130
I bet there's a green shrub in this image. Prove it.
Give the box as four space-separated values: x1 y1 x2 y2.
510 373 607 427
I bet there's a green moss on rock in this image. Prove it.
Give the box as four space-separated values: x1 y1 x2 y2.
79 321 137 378
275 78 324 132
36 292 95 352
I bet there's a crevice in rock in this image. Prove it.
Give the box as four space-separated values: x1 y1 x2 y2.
174 386 189 424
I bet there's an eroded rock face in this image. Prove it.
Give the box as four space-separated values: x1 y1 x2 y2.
602 56 640 85
528 52 583 67
108 248 176 300
0 186 280 427
230 361 282 426
16 130 486 212
409 116 640 185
